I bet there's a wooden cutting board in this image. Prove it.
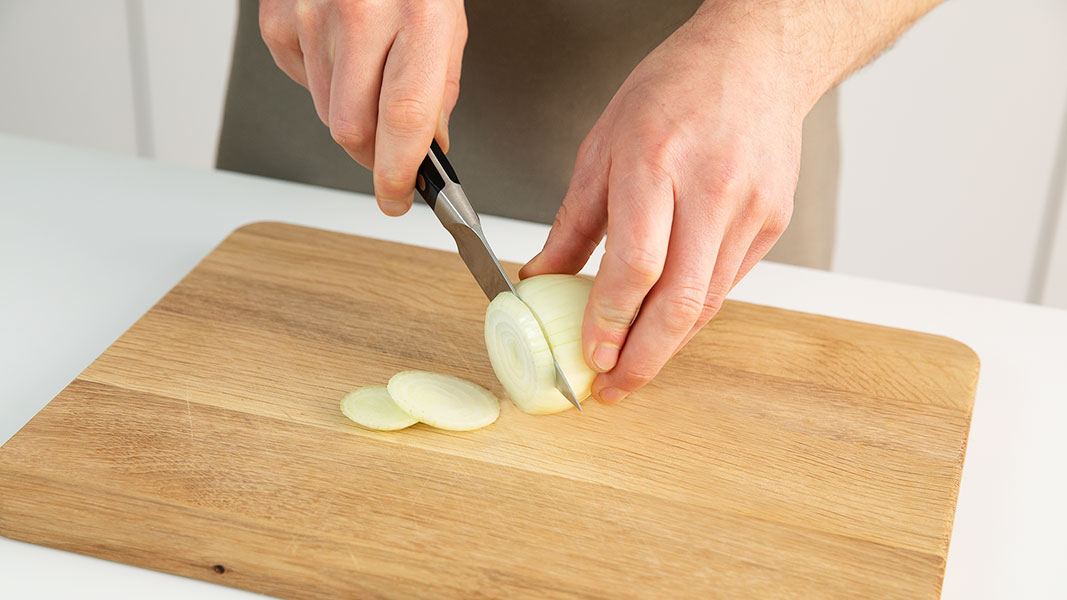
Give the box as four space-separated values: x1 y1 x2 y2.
0 222 978 599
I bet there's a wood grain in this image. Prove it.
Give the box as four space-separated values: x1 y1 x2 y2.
0 222 978 599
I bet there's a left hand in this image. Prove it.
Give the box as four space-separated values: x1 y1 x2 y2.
520 8 819 404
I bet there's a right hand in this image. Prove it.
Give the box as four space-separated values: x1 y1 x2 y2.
259 0 467 215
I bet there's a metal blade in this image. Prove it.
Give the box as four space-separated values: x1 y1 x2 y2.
447 223 583 412
448 223 516 299
552 356 581 410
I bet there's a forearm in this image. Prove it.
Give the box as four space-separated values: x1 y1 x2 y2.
690 0 944 113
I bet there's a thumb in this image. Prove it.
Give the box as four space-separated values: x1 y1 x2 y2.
520 145 609 278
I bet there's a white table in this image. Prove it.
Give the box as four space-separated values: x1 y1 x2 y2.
2 133 1065 599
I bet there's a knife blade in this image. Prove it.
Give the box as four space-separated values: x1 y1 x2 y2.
415 140 581 411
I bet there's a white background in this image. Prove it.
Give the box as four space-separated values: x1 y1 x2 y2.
0 0 1065 306
2 2 1067 597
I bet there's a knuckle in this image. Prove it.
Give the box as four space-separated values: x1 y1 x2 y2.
381 96 434 136
403 0 443 26
661 285 705 334
293 0 316 26
639 140 679 178
738 186 773 228
616 245 663 286
258 8 291 49
764 215 787 237
743 187 792 233
551 202 600 251
330 118 372 153
709 158 744 196
569 137 604 189
620 363 658 389
550 202 573 233
376 169 413 195
700 291 727 321
629 112 668 143
575 135 599 168
617 146 675 196
594 301 637 332
628 117 682 170
768 198 794 234
443 78 461 105
336 0 372 20
748 186 773 214
375 162 420 199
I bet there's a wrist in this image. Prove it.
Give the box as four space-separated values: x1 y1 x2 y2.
686 1 846 117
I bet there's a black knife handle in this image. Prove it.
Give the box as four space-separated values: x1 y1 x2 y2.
416 139 460 209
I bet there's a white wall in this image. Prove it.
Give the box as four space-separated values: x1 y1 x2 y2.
0 1 138 155
834 0 1067 302
138 1 238 167
0 0 1064 308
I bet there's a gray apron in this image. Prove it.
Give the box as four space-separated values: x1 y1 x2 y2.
218 0 838 269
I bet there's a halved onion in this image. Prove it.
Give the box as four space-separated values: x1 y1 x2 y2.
484 274 596 414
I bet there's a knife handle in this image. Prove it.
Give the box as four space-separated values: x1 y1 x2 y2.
416 139 460 210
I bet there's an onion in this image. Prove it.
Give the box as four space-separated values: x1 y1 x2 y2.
484 274 595 414
340 386 418 431
340 275 594 431
387 370 500 431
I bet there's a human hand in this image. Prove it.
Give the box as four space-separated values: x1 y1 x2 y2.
259 0 467 215
520 7 824 405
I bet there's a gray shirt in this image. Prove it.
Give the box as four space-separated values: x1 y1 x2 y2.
217 0 838 268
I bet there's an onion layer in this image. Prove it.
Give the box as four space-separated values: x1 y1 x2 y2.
484 274 595 414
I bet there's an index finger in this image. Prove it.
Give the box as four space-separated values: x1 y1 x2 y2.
582 163 674 375
373 9 455 216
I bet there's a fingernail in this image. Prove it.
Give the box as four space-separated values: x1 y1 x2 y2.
591 343 620 372
379 198 407 216
596 386 626 404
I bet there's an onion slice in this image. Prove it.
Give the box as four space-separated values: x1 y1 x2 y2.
387 370 500 431
340 386 418 431
485 274 596 414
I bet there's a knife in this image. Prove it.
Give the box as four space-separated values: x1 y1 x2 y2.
414 140 582 411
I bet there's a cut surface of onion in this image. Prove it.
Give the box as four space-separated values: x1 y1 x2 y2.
340 386 418 431
387 370 500 431
485 274 596 414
